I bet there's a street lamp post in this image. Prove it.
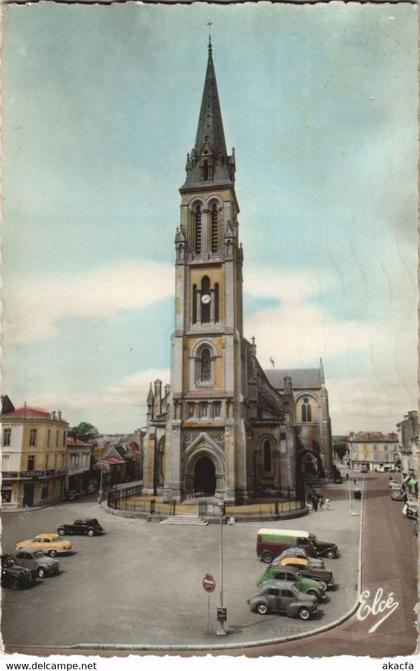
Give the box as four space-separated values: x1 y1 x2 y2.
216 501 227 636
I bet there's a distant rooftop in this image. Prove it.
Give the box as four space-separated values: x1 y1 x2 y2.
348 432 398 442
264 368 322 390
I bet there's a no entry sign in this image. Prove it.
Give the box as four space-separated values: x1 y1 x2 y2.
202 573 216 593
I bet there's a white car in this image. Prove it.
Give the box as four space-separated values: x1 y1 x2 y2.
375 465 385 472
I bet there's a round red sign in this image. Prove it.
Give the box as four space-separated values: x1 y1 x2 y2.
202 573 216 592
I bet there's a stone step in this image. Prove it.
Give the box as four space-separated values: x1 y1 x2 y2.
160 515 208 526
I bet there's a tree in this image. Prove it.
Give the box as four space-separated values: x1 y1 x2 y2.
69 422 99 442
333 442 348 460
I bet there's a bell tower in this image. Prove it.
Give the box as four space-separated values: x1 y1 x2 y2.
163 40 248 502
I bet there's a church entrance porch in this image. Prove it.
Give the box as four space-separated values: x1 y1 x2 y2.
194 456 216 496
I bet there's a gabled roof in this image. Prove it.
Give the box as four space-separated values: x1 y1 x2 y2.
264 368 322 390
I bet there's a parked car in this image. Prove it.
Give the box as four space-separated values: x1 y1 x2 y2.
375 465 385 473
13 549 60 578
390 489 406 501
271 547 325 569
257 564 326 601
247 580 318 620
87 484 97 494
307 533 339 559
278 557 335 589
16 533 72 556
64 490 79 501
1 556 36 590
57 519 104 537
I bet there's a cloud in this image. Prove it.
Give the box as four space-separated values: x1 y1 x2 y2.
328 375 417 434
5 260 174 345
30 368 170 433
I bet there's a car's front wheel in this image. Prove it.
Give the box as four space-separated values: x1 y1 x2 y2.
87 530 95 537
57 529 66 536
37 567 46 578
48 550 57 557
298 607 311 621
255 602 269 615
326 550 336 559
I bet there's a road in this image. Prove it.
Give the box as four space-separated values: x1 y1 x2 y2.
2 490 359 649
3 472 417 657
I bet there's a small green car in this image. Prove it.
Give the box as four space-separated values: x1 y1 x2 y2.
257 564 326 601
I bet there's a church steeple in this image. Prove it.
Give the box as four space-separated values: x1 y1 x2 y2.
181 42 235 191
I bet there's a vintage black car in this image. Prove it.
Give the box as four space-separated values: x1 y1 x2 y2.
1 555 36 590
309 533 340 559
57 519 104 537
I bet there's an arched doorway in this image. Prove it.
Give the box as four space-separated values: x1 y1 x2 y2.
194 456 216 495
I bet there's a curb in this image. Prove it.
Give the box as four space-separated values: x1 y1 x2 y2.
7 484 365 654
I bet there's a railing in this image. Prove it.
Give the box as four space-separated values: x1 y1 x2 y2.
107 485 306 518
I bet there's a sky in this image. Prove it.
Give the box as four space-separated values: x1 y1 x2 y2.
3 2 418 434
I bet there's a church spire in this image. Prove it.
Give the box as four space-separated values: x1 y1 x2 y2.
181 41 235 191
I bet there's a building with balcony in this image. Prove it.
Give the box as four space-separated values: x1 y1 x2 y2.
347 431 399 471
65 437 92 495
1 396 68 508
396 410 418 475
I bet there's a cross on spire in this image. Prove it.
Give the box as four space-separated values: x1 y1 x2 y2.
207 21 213 50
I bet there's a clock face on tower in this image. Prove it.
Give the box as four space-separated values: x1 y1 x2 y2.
201 294 211 304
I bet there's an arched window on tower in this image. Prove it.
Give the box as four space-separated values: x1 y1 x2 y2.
301 397 312 422
211 202 219 253
201 276 211 323
194 204 202 255
263 439 272 471
192 284 197 324
199 348 211 381
214 283 219 322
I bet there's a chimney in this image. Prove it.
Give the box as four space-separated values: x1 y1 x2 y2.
51 411 56 420
57 410 62 421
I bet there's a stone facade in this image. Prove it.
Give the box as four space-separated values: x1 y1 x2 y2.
1 396 68 508
142 43 328 503
264 365 333 478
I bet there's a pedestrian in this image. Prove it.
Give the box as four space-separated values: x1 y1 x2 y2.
353 477 357 485
313 496 318 512
346 472 349 482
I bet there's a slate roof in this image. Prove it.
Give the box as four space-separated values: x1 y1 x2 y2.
264 368 322 390
181 43 234 191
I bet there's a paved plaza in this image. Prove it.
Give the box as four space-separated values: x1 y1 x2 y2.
2 490 361 649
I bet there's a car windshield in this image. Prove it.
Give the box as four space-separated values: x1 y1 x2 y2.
33 551 44 558
291 584 299 595
50 536 60 542
309 534 318 544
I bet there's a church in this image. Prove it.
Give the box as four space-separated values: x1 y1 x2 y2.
142 41 332 503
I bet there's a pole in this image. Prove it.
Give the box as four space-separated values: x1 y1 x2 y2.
98 465 103 504
207 593 211 634
216 506 226 636
348 470 352 514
